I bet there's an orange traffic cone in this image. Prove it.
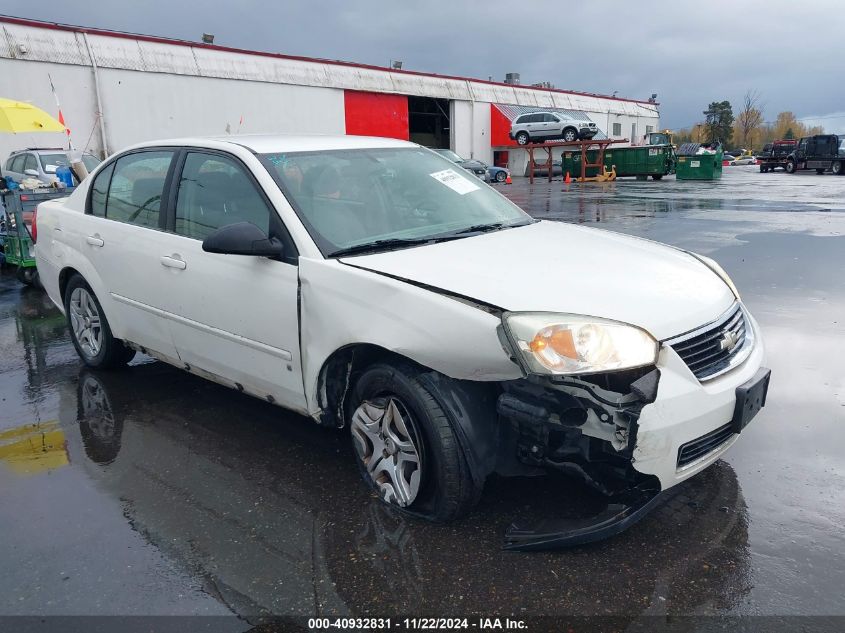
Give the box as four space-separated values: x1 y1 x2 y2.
564 171 572 184
505 174 512 185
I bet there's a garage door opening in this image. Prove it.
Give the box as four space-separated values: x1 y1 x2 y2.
408 96 450 149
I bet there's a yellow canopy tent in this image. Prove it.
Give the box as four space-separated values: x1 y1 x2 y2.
0 97 66 134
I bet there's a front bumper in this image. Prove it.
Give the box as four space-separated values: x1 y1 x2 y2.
632 310 766 489
495 308 768 549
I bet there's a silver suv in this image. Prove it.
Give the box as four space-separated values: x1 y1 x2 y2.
3 148 100 185
509 112 597 145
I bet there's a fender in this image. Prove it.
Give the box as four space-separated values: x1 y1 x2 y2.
298 257 523 417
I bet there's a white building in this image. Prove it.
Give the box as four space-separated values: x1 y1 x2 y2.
0 16 660 175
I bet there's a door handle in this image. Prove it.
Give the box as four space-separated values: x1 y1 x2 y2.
160 254 187 270
86 234 104 247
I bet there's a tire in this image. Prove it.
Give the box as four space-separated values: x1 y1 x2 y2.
785 159 797 174
515 131 530 146
15 266 37 286
495 170 507 182
562 128 578 143
834 161 844 175
63 274 136 369
816 168 826 175
348 363 480 522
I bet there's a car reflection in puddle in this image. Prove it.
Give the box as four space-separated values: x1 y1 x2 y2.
61 363 752 620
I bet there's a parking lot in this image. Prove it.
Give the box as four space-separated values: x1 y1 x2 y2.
1 167 843 626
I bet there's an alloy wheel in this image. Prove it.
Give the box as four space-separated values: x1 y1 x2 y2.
351 397 423 507
69 287 103 359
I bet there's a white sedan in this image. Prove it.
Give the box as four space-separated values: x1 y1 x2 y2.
34 135 770 547
730 155 757 166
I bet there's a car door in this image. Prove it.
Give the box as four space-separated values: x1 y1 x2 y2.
522 113 541 137
158 149 306 411
78 148 181 360
22 153 41 180
796 138 808 167
5 154 25 182
543 113 561 138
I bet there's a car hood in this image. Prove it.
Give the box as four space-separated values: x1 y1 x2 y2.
341 221 735 340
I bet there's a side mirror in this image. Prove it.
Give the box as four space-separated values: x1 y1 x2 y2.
202 222 284 257
24 169 39 177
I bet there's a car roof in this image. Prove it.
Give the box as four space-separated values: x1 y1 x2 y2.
126 134 415 154
9 148 96 156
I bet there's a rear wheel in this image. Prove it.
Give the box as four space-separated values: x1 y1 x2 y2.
495 170 507 182
348 363 480 522
515 131 530 145
562 128 578 142
63 275 136 369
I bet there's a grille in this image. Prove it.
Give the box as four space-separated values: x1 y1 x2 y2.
668 304 748 380
677 423 734 467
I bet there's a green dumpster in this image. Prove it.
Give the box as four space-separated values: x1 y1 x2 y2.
561 145 676 180
675 143 723 180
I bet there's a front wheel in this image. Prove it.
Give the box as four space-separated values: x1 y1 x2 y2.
785 160 797 173
832 161 843 175
64 275 136 369
515 131 530 145
562 128 578 142
348 363 480 522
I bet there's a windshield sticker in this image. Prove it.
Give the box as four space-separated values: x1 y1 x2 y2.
429 169 480 195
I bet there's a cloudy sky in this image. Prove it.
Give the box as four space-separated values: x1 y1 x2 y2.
4 0 843 132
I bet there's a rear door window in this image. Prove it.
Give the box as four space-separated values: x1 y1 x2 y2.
8 155 25 172
104 151 174 228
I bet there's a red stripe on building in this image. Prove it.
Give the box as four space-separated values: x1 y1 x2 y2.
490 104 518 147
344 91 409 140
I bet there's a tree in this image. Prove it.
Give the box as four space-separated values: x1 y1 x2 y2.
703 100 734 146
773 112 801 140
736 90 764 150
784 127 795 140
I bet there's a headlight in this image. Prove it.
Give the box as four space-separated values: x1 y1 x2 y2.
502 313 658 376
688 253 740 299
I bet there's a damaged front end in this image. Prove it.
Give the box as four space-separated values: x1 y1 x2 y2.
495 366 664 550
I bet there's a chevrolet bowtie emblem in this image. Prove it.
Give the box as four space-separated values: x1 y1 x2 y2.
719 330 740 352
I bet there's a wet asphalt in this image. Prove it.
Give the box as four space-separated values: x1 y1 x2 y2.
1 166 843 627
